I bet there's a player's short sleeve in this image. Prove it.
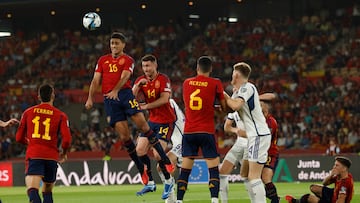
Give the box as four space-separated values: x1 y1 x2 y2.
160 74 171 93
215 79 225 100
227 112 235 120
123 56 135 73
236 84 254 102
95 57 103 73
60 113 72 150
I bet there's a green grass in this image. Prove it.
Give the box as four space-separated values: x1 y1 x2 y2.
0 182 359 203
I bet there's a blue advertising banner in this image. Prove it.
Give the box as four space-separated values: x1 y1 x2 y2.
189 159 209 184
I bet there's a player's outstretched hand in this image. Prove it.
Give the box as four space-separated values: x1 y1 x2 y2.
0 118 19 128
8 118 19 126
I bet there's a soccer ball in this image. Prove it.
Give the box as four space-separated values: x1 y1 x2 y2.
82 12 101 30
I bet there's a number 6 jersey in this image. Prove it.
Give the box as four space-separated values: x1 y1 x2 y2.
182 75 224 134
16 103 72 161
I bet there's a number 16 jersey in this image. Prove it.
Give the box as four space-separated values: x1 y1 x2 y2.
182 75 224 134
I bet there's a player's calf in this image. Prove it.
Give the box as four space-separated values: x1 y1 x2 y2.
208 167 220 199
145 130 171 164
265 182 279 203
177 168 191 201
28 188 41 203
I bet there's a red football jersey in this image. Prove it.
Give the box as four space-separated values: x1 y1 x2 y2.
266 114 279 156
135 73 176 124
95 54 135 94
332 173 354 203
182 75 224 134
16 103 72 161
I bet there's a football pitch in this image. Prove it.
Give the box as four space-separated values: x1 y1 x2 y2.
0 182 359 203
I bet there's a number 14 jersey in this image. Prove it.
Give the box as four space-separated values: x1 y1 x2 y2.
182 75 224 134
135 73 176 124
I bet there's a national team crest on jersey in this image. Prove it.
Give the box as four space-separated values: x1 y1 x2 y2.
240 87 247 93
118 58 125 65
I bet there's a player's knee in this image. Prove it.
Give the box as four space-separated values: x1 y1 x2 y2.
153 152 161 161
119 134 131 141
309 184 320 193
42 182 53 193
261 173 272 184
131 114 148 130
219 167 225 174
136 146 147 156
240 171 248 178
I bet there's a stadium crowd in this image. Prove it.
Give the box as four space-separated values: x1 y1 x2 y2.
0 10 359 160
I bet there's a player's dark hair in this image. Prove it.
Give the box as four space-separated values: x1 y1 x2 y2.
335 156 352 169
111 32 126 43
39 84 54 102
233 62 251 79
141 54 157 63
197 56 212 73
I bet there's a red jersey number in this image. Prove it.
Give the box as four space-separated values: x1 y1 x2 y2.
147 89 156 99
109 64 118 72
190 89 202 110
32 116 51 141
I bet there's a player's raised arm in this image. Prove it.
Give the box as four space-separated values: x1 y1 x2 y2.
15 115 28 145
132 78 147 97
225 96 244 111
259 92 277 101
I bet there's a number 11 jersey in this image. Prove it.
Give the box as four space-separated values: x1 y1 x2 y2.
16 103 72 161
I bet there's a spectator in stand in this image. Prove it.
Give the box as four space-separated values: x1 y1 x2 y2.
89 106 101 132
326 137 341 156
